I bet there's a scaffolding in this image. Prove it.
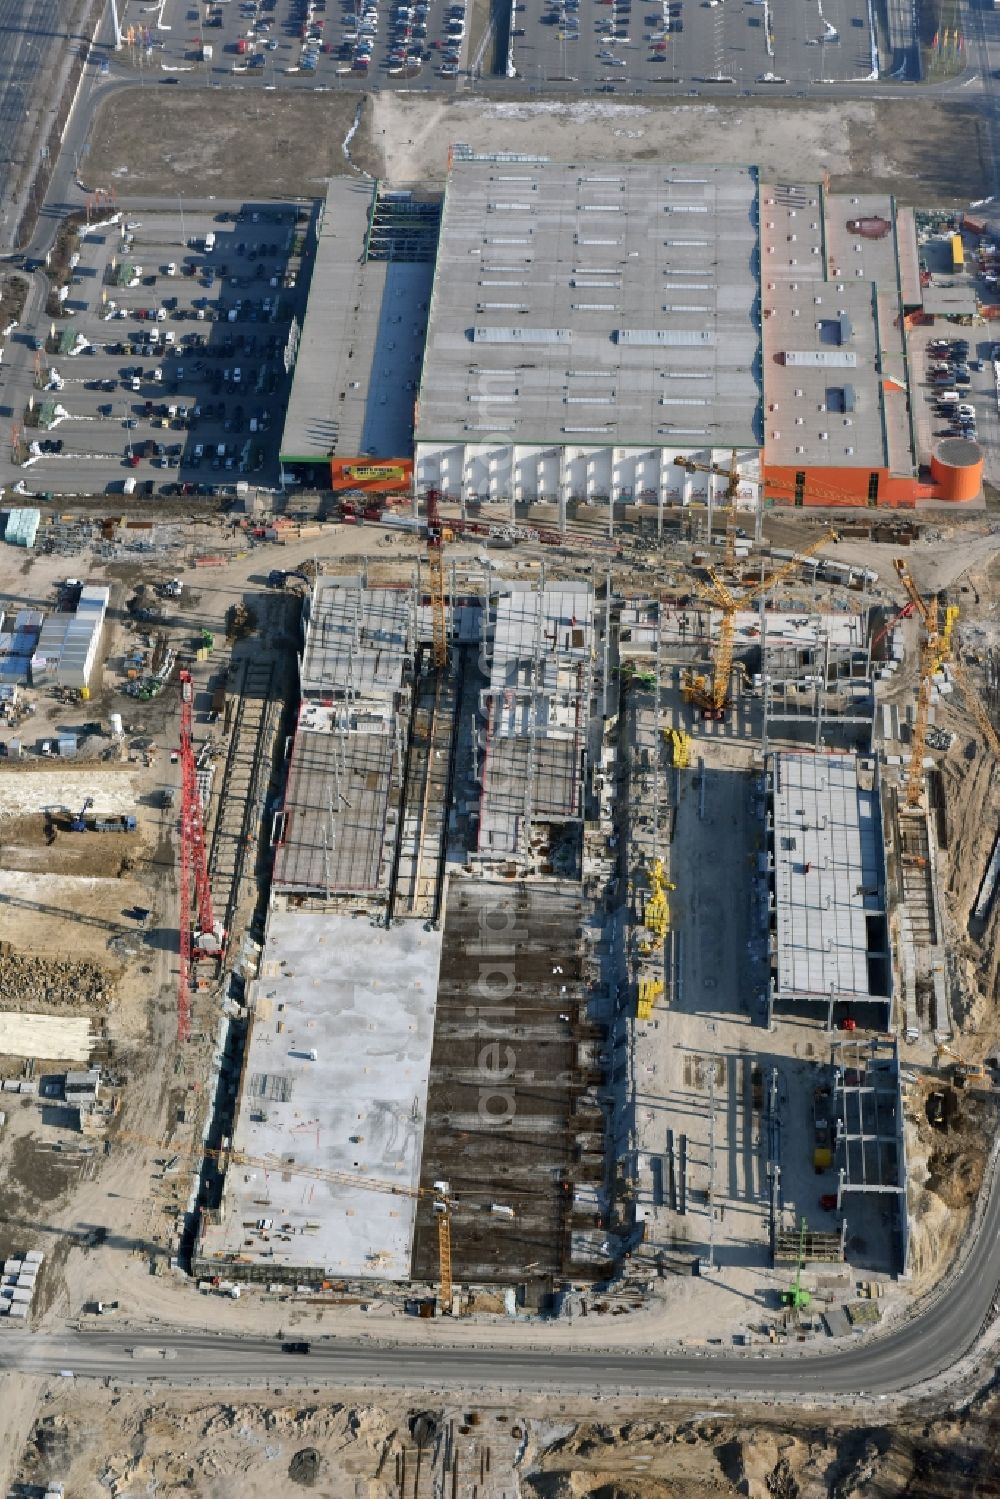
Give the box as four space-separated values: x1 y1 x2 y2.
475 582 596 868
365 189 441 263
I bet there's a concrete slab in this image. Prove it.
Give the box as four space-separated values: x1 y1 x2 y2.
0 1013 92 1063
0 770 139 821
199 909 442 1279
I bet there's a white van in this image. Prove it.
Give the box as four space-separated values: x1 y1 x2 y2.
939 388 960 403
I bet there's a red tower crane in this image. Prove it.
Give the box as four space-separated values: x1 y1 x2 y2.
177 670 218 1043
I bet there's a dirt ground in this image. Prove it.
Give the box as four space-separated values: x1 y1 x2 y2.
0 273 28 331
83 89 367 199
81 89 991 205
361 95 992 205
9 1381 1000 1499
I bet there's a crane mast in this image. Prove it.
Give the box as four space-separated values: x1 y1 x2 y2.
894 561 1000 807
686 528 838 717
177 669 217 1044
425 486 448 669
674 448 742 571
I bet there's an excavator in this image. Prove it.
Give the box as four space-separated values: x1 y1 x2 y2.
781 1219 812 1313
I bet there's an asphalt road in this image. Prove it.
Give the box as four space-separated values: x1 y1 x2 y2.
1 1143 998 1398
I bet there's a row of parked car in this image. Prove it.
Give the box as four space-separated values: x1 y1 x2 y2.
927 336 978 387
340 0 465 74
928 337 980 440
293 0 329 68
437 0 467 74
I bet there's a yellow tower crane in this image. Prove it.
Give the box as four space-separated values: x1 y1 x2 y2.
674 449 744 571
894 561 1000 807
684 528 839 718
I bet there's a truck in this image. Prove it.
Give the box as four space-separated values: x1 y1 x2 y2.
94 816 138 833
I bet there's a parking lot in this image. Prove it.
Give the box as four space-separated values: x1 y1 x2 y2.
336 0 473 79
508 0 874 91
3 203 310 500
110 0 878 88
911 321 1000 487
115 0 471 89
906 227 1000 491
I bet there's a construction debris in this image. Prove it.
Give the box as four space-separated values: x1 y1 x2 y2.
0 950 115 1014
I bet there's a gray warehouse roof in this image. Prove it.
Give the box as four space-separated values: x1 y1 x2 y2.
279 181 432 463
417 161 762 449
771 752 884 1001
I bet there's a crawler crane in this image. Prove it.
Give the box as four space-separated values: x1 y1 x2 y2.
684 528 839 717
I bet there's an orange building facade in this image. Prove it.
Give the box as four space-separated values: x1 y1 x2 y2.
763 449 983 510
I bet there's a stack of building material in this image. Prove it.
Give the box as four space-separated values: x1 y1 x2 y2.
0 1248 44 1321
4 508 41 548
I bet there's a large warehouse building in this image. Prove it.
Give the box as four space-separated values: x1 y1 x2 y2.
279 158 984 515
414 161 762 523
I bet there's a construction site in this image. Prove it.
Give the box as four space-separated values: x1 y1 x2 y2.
0 481 991 1370
0 186 996 1368
158 485 997 1321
